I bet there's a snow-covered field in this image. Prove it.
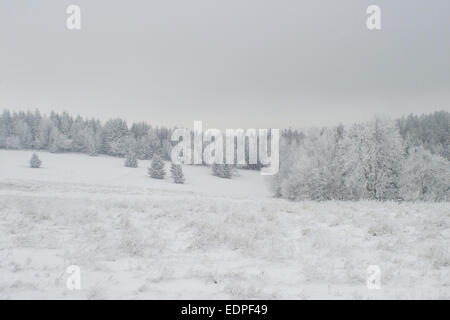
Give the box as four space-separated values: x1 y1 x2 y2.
0 150 449 299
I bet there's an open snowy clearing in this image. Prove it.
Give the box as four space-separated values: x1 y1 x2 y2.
0 150 271 198
0 150 449 299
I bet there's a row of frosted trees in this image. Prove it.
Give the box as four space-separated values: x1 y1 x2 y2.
0 109 265 171
0 109 172 160
2 109 449 201
272 116 449 202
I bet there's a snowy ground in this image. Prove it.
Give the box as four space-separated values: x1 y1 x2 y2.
0 150 449 299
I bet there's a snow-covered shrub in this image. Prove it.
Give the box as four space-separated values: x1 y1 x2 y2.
29 153 42 168
170 163 185 184
148 154 166 179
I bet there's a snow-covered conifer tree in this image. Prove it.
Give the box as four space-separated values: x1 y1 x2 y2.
344 117 404 200
31 109 43 149
170 163 185 184
101 119 129 156
148 154 166 179
30 152 42 168
124 138 139 168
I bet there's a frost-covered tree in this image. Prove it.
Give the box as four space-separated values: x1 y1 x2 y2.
48 125 72 153
0 109 175 159
101 118 129 156
0 119 5 149
272 117 408 201
84 120 102 156
161 139 173 161
30 109 43 149
148 154 166 179
347 117 404 200
130 122 151 139
71 116 87 152
29 152 42 168
38 118 52 150
399 146 450 201
273 128 350 200
147 130 161 159
1 110 13 137
397 111 450 160
124 137 139 168
15 119 32 149
170 163 185 184
271 138 297 197
86 134 98 156
124 149 138 168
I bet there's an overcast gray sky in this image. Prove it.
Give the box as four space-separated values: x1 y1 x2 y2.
0 0 449 129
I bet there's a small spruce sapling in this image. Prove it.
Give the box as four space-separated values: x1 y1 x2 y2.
30 152 42 168
170 162 185 184
148 154 166 179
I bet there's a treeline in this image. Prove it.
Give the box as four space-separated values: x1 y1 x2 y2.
0 109 172 160
397 111 450 160
0 108 268 169
274 112 450 202
1 108 449 201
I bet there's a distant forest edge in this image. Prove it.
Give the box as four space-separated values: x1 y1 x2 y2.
0 109 449 201
0 109 172 160
274 111 449 202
